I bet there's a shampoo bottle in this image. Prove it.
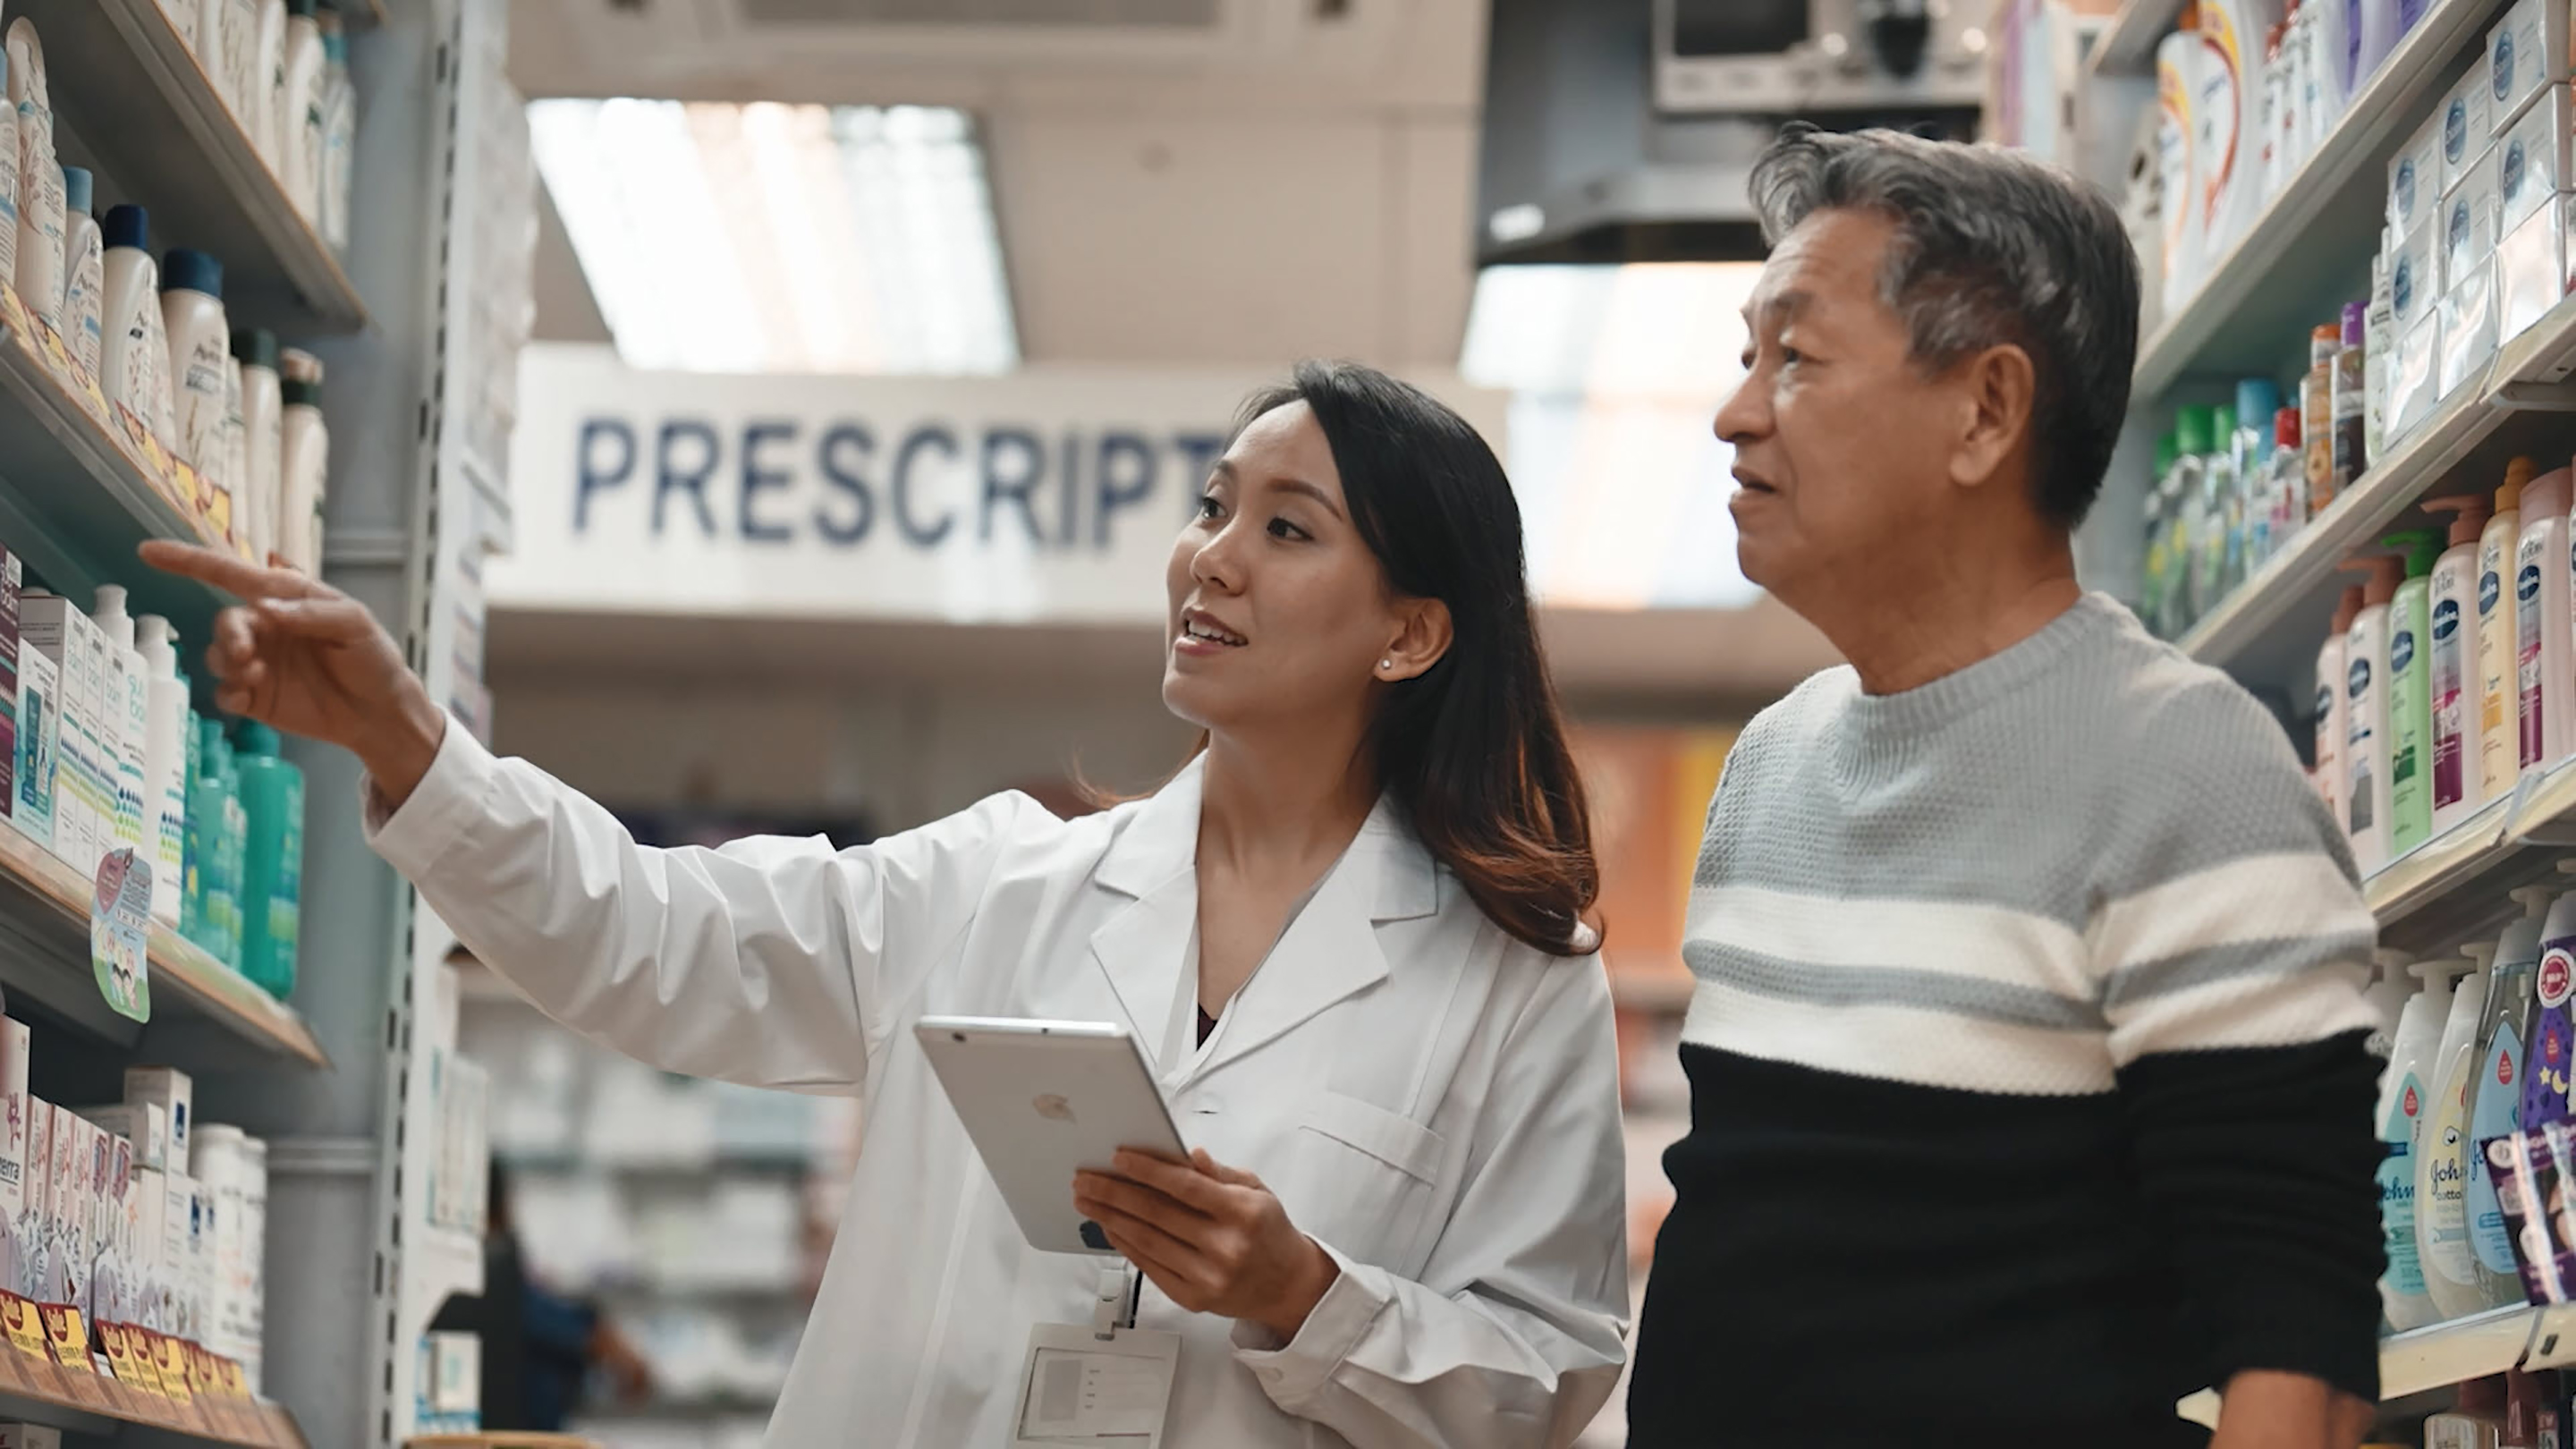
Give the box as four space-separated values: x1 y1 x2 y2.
2470 883 2560 1306
7 25 64 335
2519 465 2576 775
2368 946 2414 1072
2317 585 2363 821
2346 554 2405 872
2385 527 2444 853
250 0 286 171
89 588 148 856
2382 957 2453 1330
279 0 323 221
2423 497 2492 833
161 249 231 531
2158 14 2205 317
100 207 174 449
2482 461 2533 800
59 167 102 385
232 722 300 1000
278 362 326 573
132 619 189 931
2523 885 2576 1131
0 55 27 302
183 716 225 960
2419 948 2491 1320
233 330 280 565
318 28 353 250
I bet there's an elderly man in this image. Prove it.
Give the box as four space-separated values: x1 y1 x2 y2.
1625 127 2383 1449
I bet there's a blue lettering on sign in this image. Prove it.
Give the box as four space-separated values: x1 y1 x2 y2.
2435 598 2460 641
894 425 960 546
2394 630 2417 673
740 419 796 544
815 424 875 544
569 417 1231 555
2483 570 2504 614
2351 657 2372 699
655 419 720 538
575 418 635 530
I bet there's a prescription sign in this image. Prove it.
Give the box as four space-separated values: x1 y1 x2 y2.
493 347 1500 624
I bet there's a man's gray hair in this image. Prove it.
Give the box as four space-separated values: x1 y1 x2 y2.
1747 125 2140 529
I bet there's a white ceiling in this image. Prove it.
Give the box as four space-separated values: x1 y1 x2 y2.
512 0 1488 368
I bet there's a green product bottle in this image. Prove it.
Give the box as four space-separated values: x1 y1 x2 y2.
231 722 303 1001
184 715 226 959
216 733 247 971
2384 527 2447 854
2174 405 2216 630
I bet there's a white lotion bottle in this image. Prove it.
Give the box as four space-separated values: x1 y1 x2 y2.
278 363 326 573
2317 586 2362 823
279 0 323 220
2347 555 2404 873
6 22 63 333
58 167 101 383
0 54 25 303
318 28 353 250
2381 958 2452 1331
160 249 232 527
250 0 287 174
2424 494 2492 833
2470 883 2560 1307
132 617 189 928
2519 465 2576 777
233 329 281 564
2417 953 2488 1322
89 586 149 857
2480 461 2531 801
100 207 175 449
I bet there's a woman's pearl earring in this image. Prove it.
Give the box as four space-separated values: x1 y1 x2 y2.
1378 659 1394 673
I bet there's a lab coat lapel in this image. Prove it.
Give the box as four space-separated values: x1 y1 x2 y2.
1191 798 1441 1079
1088 759 1204 1071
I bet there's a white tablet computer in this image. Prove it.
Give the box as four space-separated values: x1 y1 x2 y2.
914 1016 1190 1255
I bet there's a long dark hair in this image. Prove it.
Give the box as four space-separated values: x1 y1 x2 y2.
1233 360 1598 956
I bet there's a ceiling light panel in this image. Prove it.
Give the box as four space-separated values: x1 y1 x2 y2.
530 98 1020 375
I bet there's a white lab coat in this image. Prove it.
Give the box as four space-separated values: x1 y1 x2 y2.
367 723 1631 1448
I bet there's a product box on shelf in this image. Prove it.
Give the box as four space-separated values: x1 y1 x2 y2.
2394 219 2444 334
2395 107 2446 238
129 1165 161 1330
123 1068 191 1169
2500 198 2570 339
0 1019 26 1233
8 643 50 855
2448 143 2506 284
0 1425 64 1449
2448 64 2502 194
2501 84 2573 234
74 1104 165 1176
156 1169 194 1341
2490 0 2575 130
20 1099 48 1302
15 595 93 872
2444 259 2503 395
44 1101 80 1308
0 547 18 829
2394 307 2446 436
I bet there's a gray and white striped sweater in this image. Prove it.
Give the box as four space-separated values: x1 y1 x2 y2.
1628 592 2384 1447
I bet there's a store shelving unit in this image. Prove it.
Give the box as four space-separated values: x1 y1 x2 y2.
14 0 369 334
2087 0 2189 76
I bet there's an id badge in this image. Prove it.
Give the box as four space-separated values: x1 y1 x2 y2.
1010 1320 1181 1447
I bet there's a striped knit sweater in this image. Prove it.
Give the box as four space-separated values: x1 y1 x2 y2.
1626 593 2385 1448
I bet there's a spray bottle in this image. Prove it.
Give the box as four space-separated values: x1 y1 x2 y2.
2419 948 2492 1319
2481 459 2533 800
2344 554 2406 872
2421 498 2492 834
2470 882 2561 1304
2519 464 2576 775
2381 956 2456 1330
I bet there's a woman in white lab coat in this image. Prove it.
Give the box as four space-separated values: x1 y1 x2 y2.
142 360 1630 1447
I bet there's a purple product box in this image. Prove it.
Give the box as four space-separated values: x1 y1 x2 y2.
0 547 19 823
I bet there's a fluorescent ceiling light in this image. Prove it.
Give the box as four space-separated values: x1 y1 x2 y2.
1462 262 1764 611
529 98 1020 376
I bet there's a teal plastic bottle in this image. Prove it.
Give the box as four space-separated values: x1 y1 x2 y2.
186 716 233 962
232 723 302 1000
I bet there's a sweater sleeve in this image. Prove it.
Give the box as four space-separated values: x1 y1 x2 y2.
2092 673 2384 1402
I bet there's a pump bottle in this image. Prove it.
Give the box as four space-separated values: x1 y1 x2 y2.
2481 459 2533 798
88 588 148 856
2381 956 2454 1330
2422 499 2492 833
2344 554 2406 872
2520 465 2576 775
2419 949 2491 1320
2385 528 2445 853
2317 586 2363 822
2470 882 2561 1305
99 206 174 449
134 616 191 929
233 722 301 1000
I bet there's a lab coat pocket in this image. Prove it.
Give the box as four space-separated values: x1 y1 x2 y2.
1289 1092 1445 1274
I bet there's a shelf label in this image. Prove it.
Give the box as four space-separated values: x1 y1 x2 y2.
89 851 150 1023
151 1329 191 1404
101 1321 161 1396
0 1293 46 1360
38 1302 90 1372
